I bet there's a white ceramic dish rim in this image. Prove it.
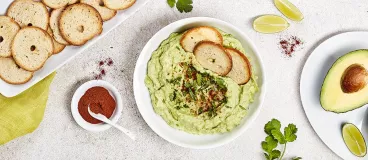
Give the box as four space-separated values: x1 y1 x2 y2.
71 80 123 132
133 17 267 149
300 31 368 159
0 0 150 97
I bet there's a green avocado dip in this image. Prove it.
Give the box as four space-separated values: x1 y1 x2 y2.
145 30 258 134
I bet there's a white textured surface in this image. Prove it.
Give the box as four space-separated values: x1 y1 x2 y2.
2 0 366 159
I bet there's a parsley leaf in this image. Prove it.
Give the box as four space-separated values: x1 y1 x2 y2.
167 0 176 8
176 0 193 13
292 157 302 160
264 118 281 135
284 124 298 142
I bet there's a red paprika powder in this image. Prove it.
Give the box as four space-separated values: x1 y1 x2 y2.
279 36 303 57
78 87 116 124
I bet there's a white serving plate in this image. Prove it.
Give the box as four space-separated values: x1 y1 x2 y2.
0 0 149 97
300 32 368 159
133 17 266 149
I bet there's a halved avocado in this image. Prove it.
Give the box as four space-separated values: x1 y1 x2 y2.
321 50 368 113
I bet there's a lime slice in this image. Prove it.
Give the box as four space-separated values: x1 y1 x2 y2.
342 123 367 157
274 0 304 21
253 15 289 34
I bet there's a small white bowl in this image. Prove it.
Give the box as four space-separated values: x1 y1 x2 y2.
71 80 123 132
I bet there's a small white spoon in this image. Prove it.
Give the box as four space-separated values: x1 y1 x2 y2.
88 106 136 140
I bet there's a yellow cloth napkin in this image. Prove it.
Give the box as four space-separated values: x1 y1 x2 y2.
0 73 56 145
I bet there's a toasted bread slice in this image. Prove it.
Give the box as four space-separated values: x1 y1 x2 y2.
81 0 117 21
225 48 252 84
194 41 232 76
47 27 66 55
50 7 69 45
12 27 53 72
102 0 136 10
42 0 78 9
180 26 223 53
0 58 33 84
6 0 49 30
59 3 103 46
0 16 20 58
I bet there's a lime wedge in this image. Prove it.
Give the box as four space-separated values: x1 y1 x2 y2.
253 15 289 34
274 0 304 21
342 123 367 157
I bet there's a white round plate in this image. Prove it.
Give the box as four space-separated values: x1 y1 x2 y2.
300 32 368 159
71 80 123 132
133 17 266 149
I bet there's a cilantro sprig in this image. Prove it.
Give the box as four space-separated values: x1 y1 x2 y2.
262 119 301 160
167 0 193 13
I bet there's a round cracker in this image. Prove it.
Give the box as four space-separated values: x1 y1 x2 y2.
194 41 233 76
6 0 49 30
225 48 252 85
50 7 69 45
42 0 78 9
47 27 66 55
0 16 20 58
81 0 117 21
102 0 136 10
0 57 33 85
180 26 223 53
59 3 103 46
12 27 53 72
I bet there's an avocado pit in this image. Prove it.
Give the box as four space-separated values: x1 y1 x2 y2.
341 64 368 93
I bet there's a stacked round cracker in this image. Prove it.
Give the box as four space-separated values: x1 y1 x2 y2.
59 3 103 46
181 26 252 85
0 0 136 85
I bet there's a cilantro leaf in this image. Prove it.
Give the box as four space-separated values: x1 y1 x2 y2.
167 0 176 8
264 153 270 160
262 136 278 152
262 119 300 160
263 150 281 160
271 130 286 144
264 119 281 135
284 124 298 142
176 0 193 13
271 150 281 159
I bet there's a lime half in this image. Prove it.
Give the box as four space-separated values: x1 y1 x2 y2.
342 123 367 157
274 0 304 21
253 15 289 34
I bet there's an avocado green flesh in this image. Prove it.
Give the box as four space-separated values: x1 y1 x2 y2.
144 31 258 134
321 50 368 113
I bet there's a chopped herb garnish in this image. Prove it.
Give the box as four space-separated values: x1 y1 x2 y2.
239 105 246 110
169 92 176 101
188 88 196 100
196 73 202 85
177 63 229 117
184 82 192 88
216 78 226 89
169 77 182 85
198 107 203 114
176 46 181 50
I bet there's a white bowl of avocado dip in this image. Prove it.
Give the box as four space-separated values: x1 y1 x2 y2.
133 17 266 149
